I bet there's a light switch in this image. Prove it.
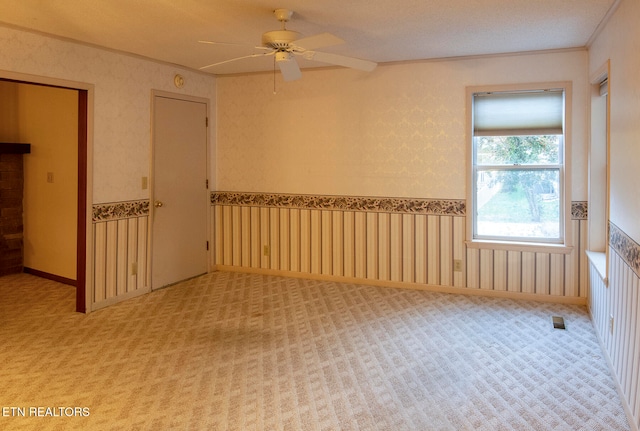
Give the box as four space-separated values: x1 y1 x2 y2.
142 176 148 190
46 172 54 183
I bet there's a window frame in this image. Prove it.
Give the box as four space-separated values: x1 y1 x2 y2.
587 61 610 282
466 82 573 253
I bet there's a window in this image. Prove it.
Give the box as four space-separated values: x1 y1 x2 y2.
470 85 568 244
587 63 610 280
589 75 608 252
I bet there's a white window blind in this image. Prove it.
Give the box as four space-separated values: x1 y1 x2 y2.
473 90 564 136
599 79 608 96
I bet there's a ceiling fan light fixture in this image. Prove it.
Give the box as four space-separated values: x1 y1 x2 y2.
275 51 292 62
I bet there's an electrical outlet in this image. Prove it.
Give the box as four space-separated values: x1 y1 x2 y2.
46 172 54 183
453 259 463 272
609 315 614 334
263 245 270 256
131 262 138 276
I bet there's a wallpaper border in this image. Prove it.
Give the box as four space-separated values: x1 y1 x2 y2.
571 201 588 220
89 196 587 221
93 200 150 222
211 191 466 216
212 192 589 219
609 222 640 277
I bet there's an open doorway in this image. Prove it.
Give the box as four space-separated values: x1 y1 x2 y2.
0 76 90 313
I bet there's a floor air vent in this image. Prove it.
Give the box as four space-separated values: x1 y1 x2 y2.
552 316 566 329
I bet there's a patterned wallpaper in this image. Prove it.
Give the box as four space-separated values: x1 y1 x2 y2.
216 67 465 199
92 196 640 280
589 0 640 244
571 201 588 220
93 195 591 220
93 200 149 222
216 50 589 201
212 192 465 216
0 25 216 204
3 26 590 209
212 191 592 220
610 222 640 278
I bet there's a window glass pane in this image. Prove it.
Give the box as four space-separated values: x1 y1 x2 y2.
476 169 560 239
475 135 561 165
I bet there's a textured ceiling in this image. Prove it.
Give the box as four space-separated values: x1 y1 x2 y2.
0 0 617 75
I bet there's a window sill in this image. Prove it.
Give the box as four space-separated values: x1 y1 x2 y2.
585 250 608 284
465 240 573 254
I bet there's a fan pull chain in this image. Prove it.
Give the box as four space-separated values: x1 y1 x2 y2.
273 56 277 94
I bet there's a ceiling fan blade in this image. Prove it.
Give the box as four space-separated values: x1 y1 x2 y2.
198 40 251 47
199 52 274 70
277 57 302 81
199 40 272 51
304 51 377 72
292 32 344 51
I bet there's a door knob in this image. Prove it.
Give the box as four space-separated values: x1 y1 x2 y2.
154 201 164 208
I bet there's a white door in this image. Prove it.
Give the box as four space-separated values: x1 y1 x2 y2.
151 94 208 289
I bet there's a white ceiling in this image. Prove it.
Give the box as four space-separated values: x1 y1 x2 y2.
0 0 617 76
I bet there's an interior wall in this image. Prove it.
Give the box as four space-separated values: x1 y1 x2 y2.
0 81 19 141
214 50 590 303
589 0 640 243
18 84 78 280
216 49 588 201
0 24 217 307
0 25 217 204
212 192 589 303
588 0 640 429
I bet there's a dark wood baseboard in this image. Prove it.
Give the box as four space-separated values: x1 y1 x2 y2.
23 267 77 287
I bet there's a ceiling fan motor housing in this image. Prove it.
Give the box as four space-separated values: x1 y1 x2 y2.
261 30 300 50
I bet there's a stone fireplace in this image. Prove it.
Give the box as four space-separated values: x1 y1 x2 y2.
0 143 30 276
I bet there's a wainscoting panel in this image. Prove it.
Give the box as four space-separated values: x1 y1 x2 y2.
92 201 150 310
212 192 588 303
589 258 609 346
589 223 640 430
214 204 470 287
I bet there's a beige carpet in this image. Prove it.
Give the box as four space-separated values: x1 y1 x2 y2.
0 271 631 430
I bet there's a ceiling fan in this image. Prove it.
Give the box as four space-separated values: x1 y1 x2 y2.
198 8 377 81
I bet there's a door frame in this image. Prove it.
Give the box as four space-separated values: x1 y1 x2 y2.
0 70 94 313
149 90 211 289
